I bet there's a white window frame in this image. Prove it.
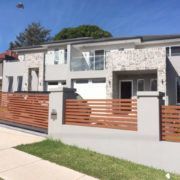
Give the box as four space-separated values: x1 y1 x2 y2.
89 49 106 70
137 79 145 91
119 80 133 99
54 49 60 64
64 49 67 64
170 46 180 56
150 79 157 91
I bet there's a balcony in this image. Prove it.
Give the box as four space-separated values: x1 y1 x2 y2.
70 55 106 71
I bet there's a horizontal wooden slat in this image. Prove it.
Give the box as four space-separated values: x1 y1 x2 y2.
66 102 136 106
65 105 136 110
66 113 137 119
0 92 49 131
66 99 137 102
161 105 180 142
65 115 137 122
65 99 137 131
65 108 136 114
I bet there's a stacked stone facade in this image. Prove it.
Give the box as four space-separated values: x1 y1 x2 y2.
23 52 44 91
106 47 166 99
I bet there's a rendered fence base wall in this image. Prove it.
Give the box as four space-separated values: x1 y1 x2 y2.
48 89 180 174
49 125 180 174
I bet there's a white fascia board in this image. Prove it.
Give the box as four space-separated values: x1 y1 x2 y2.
139 38 180 47
14 47 47 53
72 39 141 48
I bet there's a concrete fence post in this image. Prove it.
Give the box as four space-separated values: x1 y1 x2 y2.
48 87 76 138
137 91 164 141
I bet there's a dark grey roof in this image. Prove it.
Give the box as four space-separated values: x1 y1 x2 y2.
42 37 93 45
71 34 180 45
13 34 180 51
13 37 93 51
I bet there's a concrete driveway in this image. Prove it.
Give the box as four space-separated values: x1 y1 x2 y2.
0 126 45 150
0 125 97 180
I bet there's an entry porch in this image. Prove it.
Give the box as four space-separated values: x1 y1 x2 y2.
111 70 160 99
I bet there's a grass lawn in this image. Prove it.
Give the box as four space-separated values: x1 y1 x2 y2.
16 139 180 180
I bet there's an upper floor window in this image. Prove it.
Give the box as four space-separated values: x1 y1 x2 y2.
94 50 105 70
89 50 105 70
8 76 13 92
171 46 180 56
70 49 106 71
166 46 180 56
54 49 67 65
64 49 67 64
54 49 59 64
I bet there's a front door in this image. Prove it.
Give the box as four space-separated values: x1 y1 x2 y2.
120 81 132 99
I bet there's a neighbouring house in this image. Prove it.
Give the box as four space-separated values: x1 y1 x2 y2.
0 50 18 91
2 35 180 105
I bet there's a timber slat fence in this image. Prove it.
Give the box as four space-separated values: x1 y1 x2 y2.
0 92 49 132
65 99 137 131
161 105 180 142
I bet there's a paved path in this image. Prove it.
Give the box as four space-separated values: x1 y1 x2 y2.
0 126 97 180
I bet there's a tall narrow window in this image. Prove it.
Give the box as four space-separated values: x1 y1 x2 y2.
8 76 13 92
137 79 144 91
17 76 23 91
176 77 180 104
95 50 105 70
150 79 157 91
54 49 59 64
64 49 67 64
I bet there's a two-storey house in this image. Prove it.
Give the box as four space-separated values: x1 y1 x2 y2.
2 35 180 105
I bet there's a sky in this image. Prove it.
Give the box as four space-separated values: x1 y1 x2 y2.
0 0 180 52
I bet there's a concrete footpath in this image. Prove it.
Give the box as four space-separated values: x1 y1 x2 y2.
0 125 97 180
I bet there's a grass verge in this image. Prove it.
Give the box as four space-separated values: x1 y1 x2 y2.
16 139 180 180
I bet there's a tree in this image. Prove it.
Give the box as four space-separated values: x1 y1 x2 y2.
54 25 112 40
9 22 51 49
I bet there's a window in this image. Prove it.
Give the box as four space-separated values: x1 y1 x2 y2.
95 50 105 70
176 77 180 104
137 79 144 91
54 49 59 64
64 49 67 64
8 76 13 92
92 78 106 83
166 46 180 56
150 79 157 91
17 76 23 91
48 81 58 86
171 46 180 56
75 79 89 84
